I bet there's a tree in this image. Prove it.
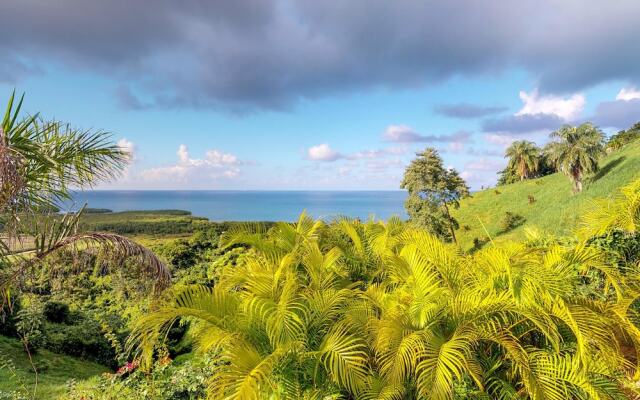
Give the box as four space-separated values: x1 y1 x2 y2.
545 123 604 193
606 121 640 152
400 148 469 243
504 140 540 181
1 92 169 310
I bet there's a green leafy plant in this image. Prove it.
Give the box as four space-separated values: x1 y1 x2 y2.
128 212 640 399
499 211 526 232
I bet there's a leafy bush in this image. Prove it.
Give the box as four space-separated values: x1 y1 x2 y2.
66 353 217 400
45 317 117 368
128 214 640 399
43 301 69 324
587 229 640 268
15 303 46 353
499 211 525 232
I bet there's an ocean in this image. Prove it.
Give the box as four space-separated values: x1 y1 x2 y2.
67 190 408 222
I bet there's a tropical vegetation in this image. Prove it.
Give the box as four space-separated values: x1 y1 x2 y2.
128 202 640 399
2 92 640 400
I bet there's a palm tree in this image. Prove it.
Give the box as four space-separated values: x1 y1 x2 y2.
504 140 540 181
130 214 640 399
546 123 605 193
1 92 169 304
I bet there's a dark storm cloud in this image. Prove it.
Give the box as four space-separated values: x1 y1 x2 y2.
1 0 640 110
482 113 564 134
434 103 507 119
592 99 640 129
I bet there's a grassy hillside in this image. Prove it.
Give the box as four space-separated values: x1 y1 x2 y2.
452 139 640 250
0 336 109 399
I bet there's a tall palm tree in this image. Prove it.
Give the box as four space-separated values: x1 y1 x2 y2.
546 123 605 193
504 140 540 181
130 214 640 399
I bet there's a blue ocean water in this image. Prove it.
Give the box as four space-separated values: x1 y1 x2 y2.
66 191 408 222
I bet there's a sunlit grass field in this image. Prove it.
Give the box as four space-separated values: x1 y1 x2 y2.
453 139 640 250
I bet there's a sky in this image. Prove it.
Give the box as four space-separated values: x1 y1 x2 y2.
1 0 639 191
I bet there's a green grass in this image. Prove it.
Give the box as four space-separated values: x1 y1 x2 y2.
452 139 640 250
0 335 109 399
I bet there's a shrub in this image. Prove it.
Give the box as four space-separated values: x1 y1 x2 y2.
15 303 46 353
472 236 489 251
45 317 117 367
499 212 526 232
43 301 70 324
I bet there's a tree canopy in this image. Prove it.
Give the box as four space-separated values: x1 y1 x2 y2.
505 140 540 181
400 148 469 243
546 123 605 193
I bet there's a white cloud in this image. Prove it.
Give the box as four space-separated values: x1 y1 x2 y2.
383 125 424 142
516 89 584 121
140 144 241 183
615 87 640 101
307 143 342 161
117 138 136 161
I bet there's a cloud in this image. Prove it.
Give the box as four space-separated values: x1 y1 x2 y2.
434 103 507 119
139 144 241 183
460 158 506 189
592 98 640 129
481 89 581 135
482 113 564 134
307 143 342 161
485 134 520 147
117 138 136 160
2 1 640 110
615 87 640 101
516 90 584 121
383 125 471 145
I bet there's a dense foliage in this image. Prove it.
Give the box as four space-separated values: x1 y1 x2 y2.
607 122 640 152
127 200 640 399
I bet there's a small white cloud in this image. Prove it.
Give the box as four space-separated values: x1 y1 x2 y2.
117 138 136 161
307 143 342 161
140 144 241 183
516 89 584 121
177 144 189 163
615 87 640 101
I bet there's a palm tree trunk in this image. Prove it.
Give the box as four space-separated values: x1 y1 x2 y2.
572 166 583 193
442 201 457 244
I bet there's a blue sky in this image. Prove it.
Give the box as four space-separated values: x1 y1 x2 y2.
1 1 639 190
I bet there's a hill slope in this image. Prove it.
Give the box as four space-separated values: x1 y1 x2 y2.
0 335 109 399
452 139 640 250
